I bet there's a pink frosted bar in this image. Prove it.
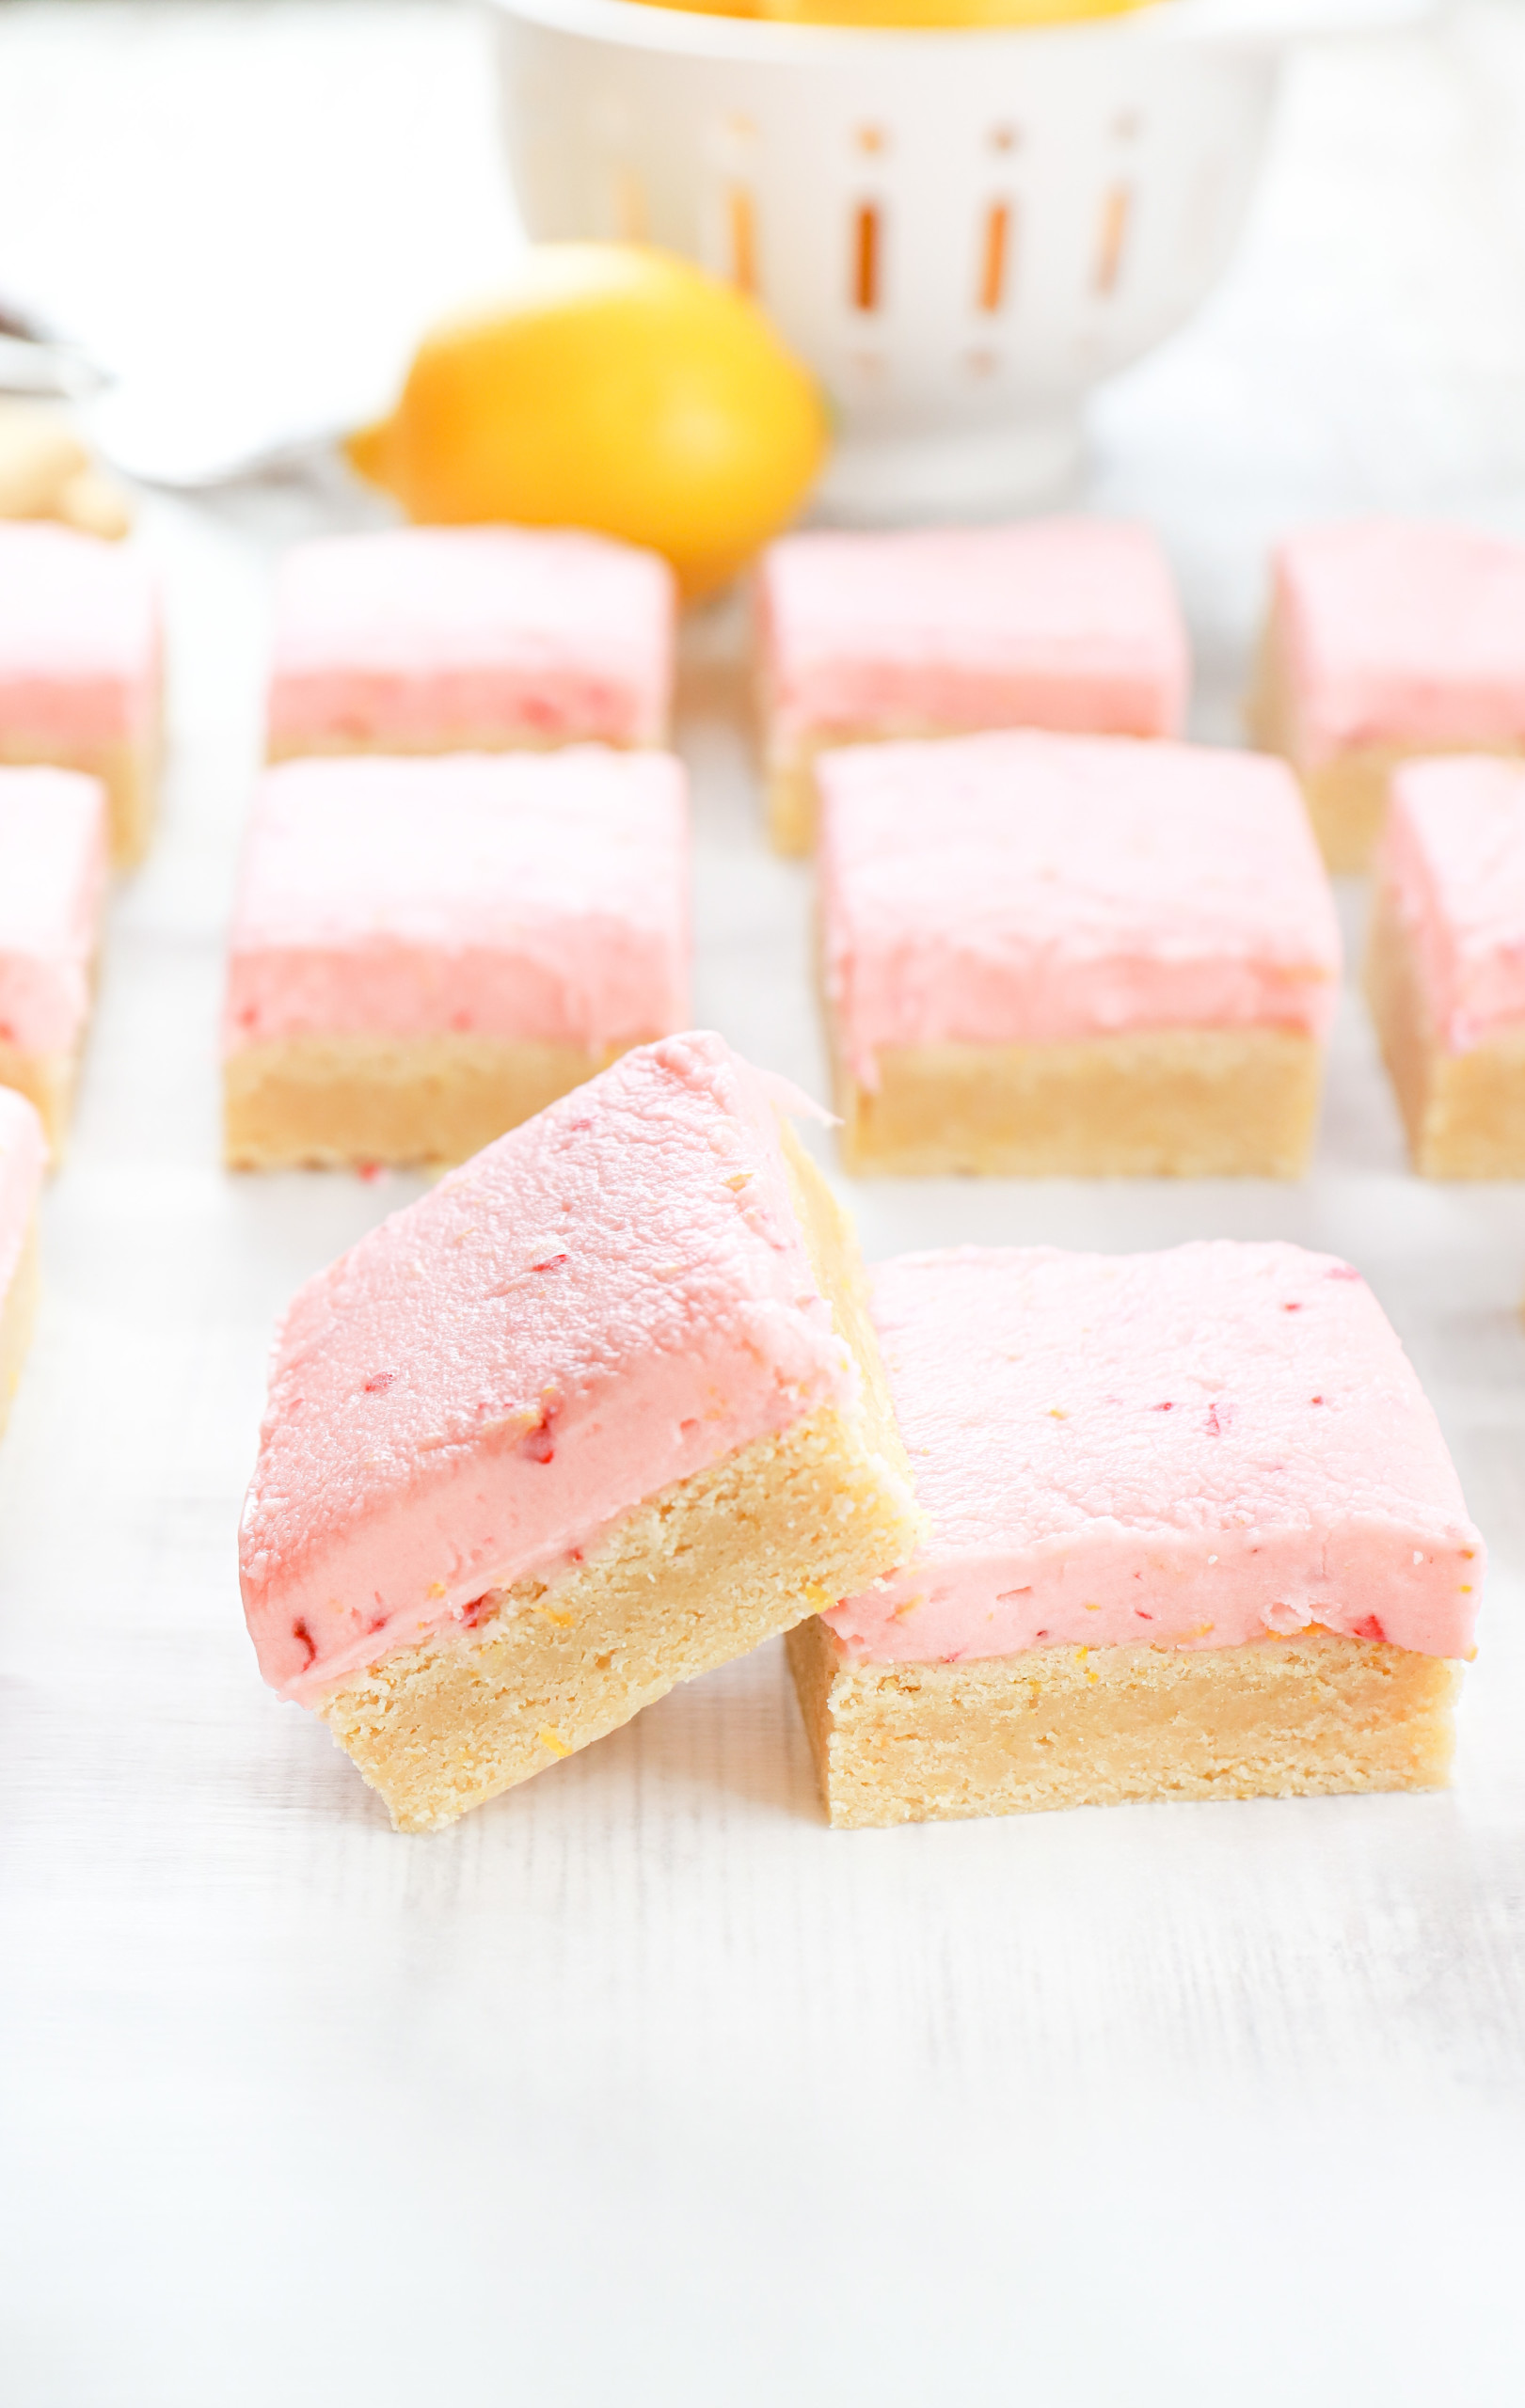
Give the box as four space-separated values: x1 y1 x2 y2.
1377 755 1525 1053
829 1244 1483 1666
240 1033 858 1702
1271 522 1525 768
223 749 690 1054
266 527 675 752
820 729 1341 1087
0 524 160 747
0 768 109 1054
758 519 1189 744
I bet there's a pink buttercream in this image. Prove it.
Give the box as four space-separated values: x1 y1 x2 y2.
758 519 1188 744
1273 521 1525 768
0 1085 45 1291
240 1032 861 1701
267 527 675 750
820 730 1341 1086
223 749 689 1051
1378 756 1525 1054
0 768 108 1055
0 524 160 746
829 1244 1483 1666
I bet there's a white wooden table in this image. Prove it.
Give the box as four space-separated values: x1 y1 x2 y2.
1 7 1523 2401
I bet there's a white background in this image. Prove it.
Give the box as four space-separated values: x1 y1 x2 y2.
1 5 1524 2401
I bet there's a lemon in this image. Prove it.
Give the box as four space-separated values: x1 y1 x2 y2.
348 244 829 601
763 0 1141 20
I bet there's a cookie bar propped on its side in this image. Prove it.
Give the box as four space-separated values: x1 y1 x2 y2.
240 1032 922 1830
790 1244 1482 1828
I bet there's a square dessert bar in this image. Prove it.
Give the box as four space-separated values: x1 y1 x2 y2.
789 1243 1483 1829
1249 521 1525 872
0 523 161 865
0 768 109 1151
266 526 675 761
223 747 690 1170
1366 754 1525 1175
0 1087 45 1440
755 518 1189 854
819 728 1341 1177
240 1031 923 1830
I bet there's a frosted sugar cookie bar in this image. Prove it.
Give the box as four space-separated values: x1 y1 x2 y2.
240 1032 922 1830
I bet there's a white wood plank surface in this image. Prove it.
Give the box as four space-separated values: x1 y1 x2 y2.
0 8 1522 2402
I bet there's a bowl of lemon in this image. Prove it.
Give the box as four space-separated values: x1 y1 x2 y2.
487 0 1427 518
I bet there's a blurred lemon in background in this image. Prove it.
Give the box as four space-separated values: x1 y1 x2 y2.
762 0 1142 18
348 244 828 600
609 0 1144 17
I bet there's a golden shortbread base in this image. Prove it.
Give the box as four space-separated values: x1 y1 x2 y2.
1247 620 1523 874
787 1617 1461 1829
311 1131 923 1830
0 729 158 868
0 1045 76 1156
830 1026 1324 1177
0 1220 40 1440
266 728 660 767
223 1034 641 1170
1364 880 1525 1176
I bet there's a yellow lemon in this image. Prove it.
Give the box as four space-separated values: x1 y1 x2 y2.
757 0 1140 18
348 244 828 601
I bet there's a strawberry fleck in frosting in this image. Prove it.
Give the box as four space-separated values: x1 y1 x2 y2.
0 769 109 1055
1378 755 1525 1054
828 1244 1483 1666
0 524 160 746
820 729 1341 1087
758 519 1189 743
1272 521 1525 768
267 526 675 751
223 749 689 1052
240 1033 857 1702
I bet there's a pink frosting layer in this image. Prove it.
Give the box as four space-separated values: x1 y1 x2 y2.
0 524 161 746
0 1085 45 1290
829 1244 1483 1666
267 528 675 750
758 519 1189 744
1273 521 1525 767
223 749 689 1051
1378 755 1525 1052
820 730 1341 1085
0 769 109 1054
241 1032 861 1701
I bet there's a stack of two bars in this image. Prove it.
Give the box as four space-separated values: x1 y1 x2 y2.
757 521 1342 1180
242 1033 1482 1832
224 527 688 1171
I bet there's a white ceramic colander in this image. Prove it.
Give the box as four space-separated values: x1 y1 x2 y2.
487 0 1424 517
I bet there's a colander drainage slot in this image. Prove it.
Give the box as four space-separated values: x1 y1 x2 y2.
612 166 646 242
851 203 882 312
1094 185 1131 295
978 200 1014 313
725 186 756 293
